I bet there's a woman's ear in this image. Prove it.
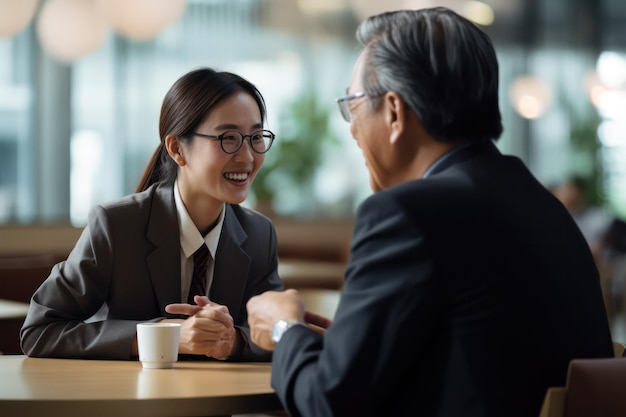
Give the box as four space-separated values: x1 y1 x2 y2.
165 135 186 166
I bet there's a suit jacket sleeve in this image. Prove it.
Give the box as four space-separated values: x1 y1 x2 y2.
20 205 145 359
270 191 444 417
233 218 283 361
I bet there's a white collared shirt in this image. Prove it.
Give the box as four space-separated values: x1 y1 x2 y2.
174 181 225 303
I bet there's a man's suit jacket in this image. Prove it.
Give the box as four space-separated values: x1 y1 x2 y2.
271 142 613 417
21 183 283 360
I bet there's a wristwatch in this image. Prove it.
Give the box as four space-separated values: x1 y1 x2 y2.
271 319 305 344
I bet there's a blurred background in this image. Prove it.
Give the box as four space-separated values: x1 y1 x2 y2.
1 0 626 224
1 0 626 341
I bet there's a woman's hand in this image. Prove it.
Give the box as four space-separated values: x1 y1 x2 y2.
165 296 237 359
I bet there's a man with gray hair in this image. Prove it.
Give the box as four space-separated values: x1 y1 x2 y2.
247 8 613 417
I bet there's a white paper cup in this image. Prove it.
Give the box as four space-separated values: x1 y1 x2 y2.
136 322 181 369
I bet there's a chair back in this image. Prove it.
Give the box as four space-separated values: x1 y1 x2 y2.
539 352 626 417
612 341 626 358
565 358 626 417
0 254 57 303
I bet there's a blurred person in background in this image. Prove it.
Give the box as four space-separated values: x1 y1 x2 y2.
551 175 612 259
552 176 626 321
603 218 626 314
247 8 613 417
21 68 283 361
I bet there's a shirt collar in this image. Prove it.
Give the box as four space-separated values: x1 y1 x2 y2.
174 180 225 260
421 143 474 179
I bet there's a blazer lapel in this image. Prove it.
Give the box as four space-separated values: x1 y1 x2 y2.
145 184 182 314
210 204 251 317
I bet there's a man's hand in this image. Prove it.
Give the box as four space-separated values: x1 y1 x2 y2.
246 289 306 351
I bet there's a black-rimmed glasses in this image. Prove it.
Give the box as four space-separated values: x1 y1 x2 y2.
192 129 275 154
336 91 366 122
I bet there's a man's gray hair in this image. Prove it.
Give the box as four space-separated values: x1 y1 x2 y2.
355 8 503 143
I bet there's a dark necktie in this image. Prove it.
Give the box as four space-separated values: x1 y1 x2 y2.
188 243 210 304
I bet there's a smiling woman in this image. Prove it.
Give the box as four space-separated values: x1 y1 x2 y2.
150 84 269 232
20 67 284 362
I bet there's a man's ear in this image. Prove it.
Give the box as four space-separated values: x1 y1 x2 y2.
384 92 407 145
165 135 186 166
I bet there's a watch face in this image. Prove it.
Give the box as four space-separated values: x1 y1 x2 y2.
271 320 287 344
272 320 305 344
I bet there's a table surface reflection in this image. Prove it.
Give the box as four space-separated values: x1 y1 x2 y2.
0 355 282 416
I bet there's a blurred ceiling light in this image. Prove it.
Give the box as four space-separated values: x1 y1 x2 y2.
349 0 401 21
350 0 483 23
584 71 610 108
37 0 109 63
462 1 494 26
401 0 465 9
509 76 553 119
298 0 347 15
596 90 626 121
99 0 187 41
598 120 626 147
0 0 38 37
596 51 626 89
349 0 436 21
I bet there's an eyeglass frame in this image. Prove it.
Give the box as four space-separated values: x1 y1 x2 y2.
336 91 367 122
192 129 275 154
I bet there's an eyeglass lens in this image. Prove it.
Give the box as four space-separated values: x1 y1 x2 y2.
222 130 274 154
338 100 351 122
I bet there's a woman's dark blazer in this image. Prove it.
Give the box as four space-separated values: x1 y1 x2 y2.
20 182 283 360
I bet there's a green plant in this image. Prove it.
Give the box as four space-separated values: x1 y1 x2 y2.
252 94 338 209
567 106 604 207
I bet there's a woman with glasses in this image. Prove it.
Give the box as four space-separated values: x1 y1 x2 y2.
21 68 283 361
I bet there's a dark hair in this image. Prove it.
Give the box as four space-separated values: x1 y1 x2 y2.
356 7 503 143
136 68 267 192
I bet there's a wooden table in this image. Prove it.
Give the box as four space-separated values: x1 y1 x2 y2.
0 356 283 416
